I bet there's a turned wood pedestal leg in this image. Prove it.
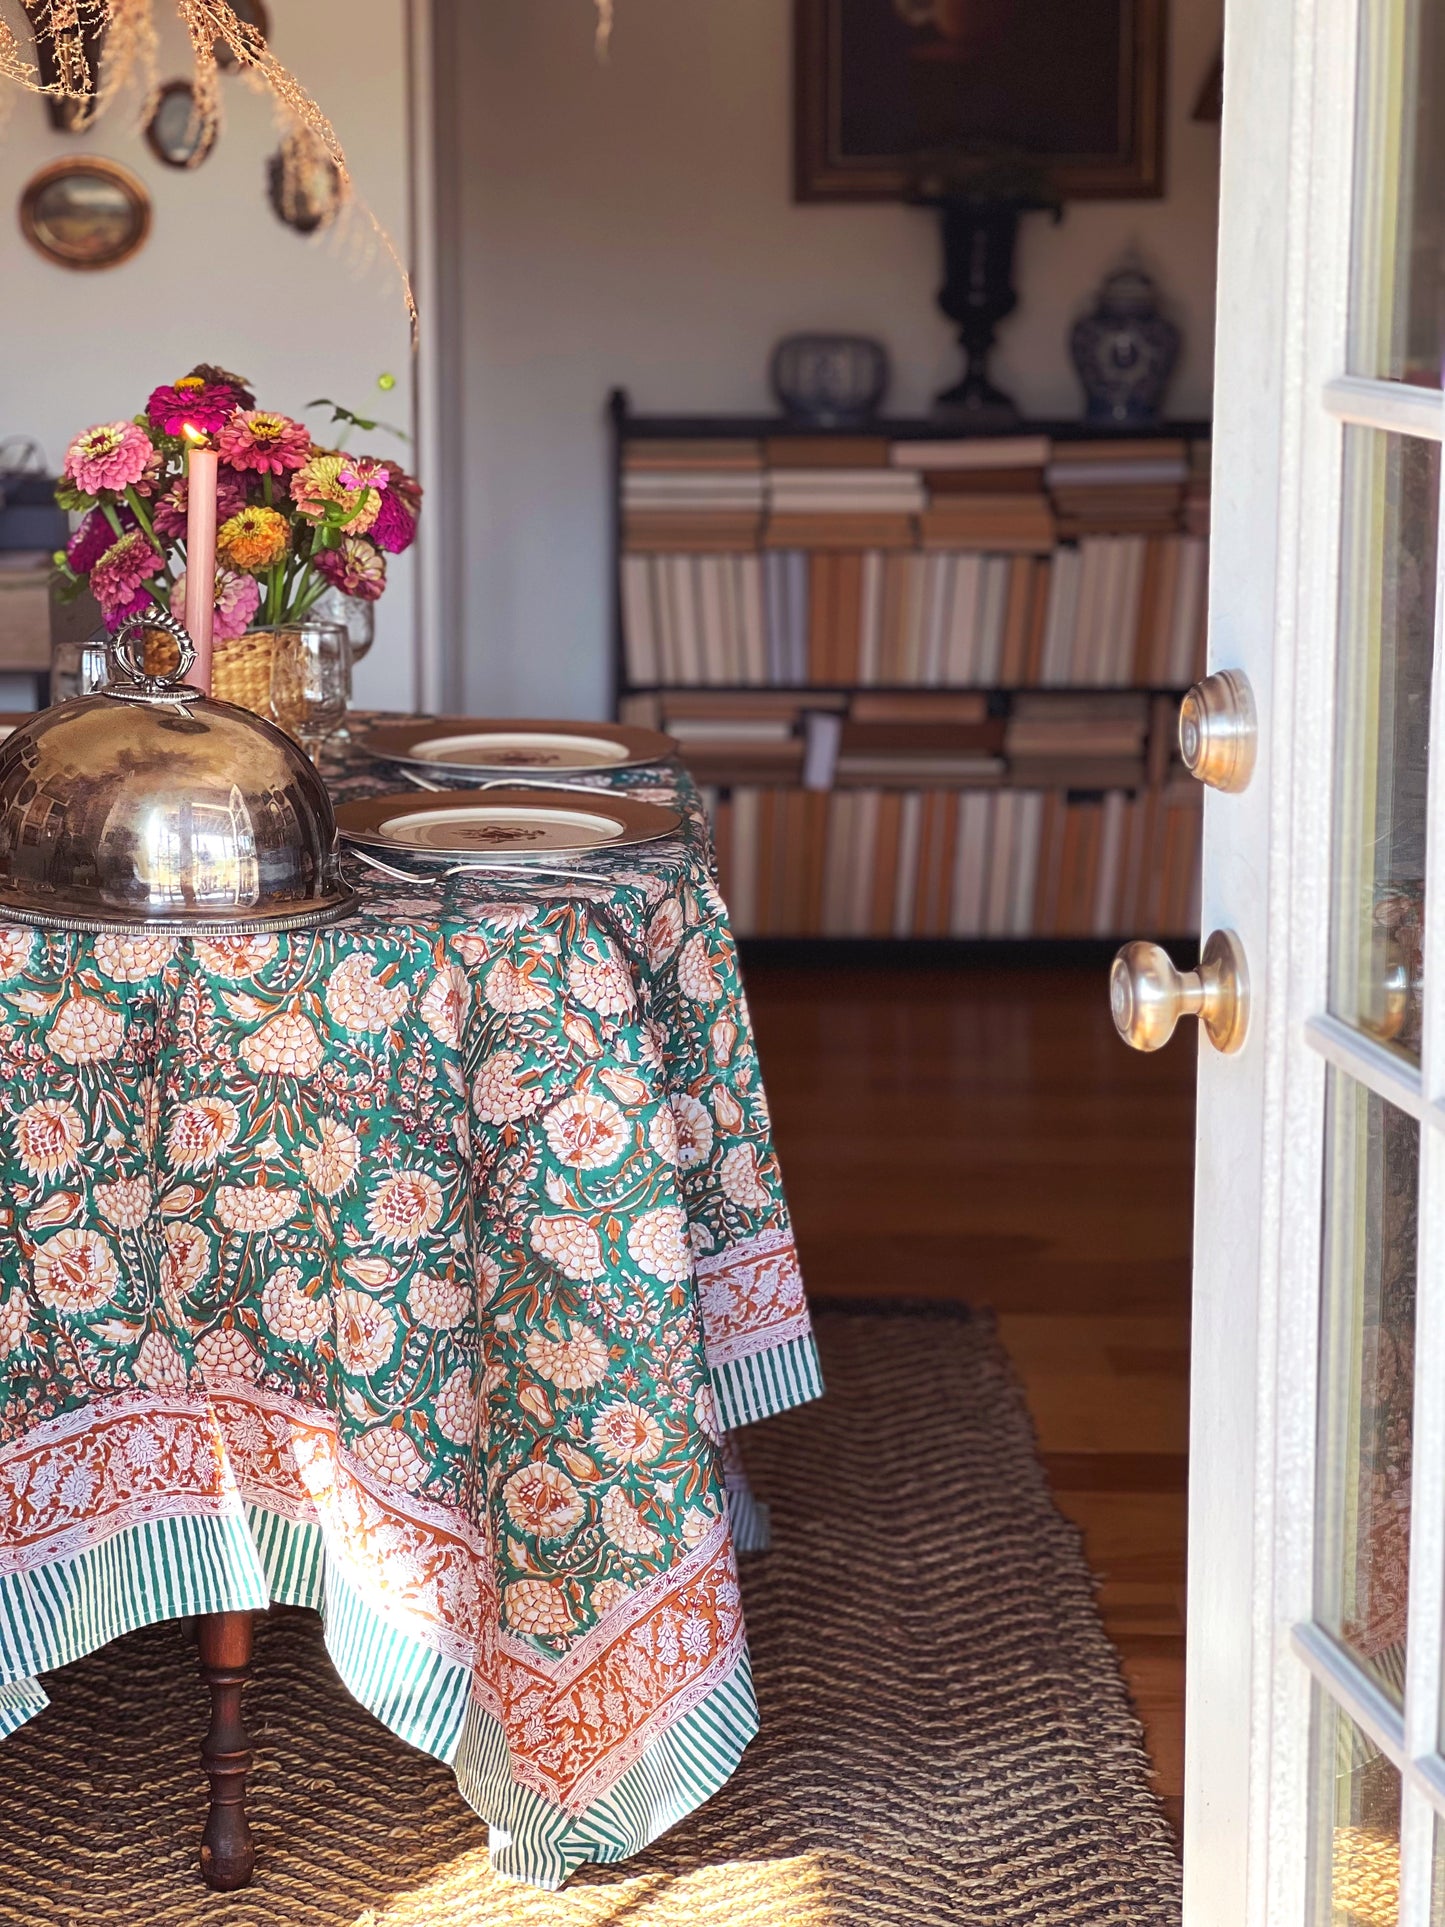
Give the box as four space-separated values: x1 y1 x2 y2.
196 1610 256 1891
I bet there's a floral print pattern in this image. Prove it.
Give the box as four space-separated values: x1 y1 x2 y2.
0 734 819 1849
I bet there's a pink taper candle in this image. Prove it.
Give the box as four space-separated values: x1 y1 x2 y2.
182 428 218 693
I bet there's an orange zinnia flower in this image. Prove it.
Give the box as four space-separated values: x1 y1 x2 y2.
216 505 291 573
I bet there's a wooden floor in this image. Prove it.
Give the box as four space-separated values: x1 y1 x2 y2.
745 958 1195 1836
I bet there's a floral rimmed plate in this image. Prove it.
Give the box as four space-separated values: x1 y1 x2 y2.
335 788 683 861
358 718 675 777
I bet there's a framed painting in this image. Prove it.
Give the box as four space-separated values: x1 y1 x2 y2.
795 0 1166 201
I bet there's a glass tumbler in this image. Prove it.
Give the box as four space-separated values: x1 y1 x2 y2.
267 619 351 761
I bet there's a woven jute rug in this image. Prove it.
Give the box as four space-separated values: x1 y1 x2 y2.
0 1306 1182 1926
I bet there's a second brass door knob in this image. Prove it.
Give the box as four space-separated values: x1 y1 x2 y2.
1179 669 1257 793
1110 930 1250 1055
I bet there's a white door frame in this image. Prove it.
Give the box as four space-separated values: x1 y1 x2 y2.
1190 0 1445 1918
405 0 464 713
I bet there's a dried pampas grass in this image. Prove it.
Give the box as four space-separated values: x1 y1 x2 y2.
7 0 620 325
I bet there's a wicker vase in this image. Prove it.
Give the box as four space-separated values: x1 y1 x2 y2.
210 631 278 718
141 626 276 720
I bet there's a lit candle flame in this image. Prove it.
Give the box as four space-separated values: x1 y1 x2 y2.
181 423 209 449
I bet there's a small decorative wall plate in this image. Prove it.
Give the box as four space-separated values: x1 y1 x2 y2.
20 158 151 272
359 718 675 776
145 81 216 169
337 788 682 861
267 129 343 235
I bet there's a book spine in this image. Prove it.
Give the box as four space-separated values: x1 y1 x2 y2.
621 554 658 686
893 793 925 935
1010 792 1045 934
833 550 864 685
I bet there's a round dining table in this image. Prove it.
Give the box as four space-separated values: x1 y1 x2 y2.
0 722 821 1892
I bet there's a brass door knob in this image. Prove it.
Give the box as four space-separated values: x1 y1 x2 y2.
1110 930 1250 1054
1179 669 1257 792
1363 932 1415 1044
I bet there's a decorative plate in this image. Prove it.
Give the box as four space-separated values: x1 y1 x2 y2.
336 788 682 860
358 717 675 777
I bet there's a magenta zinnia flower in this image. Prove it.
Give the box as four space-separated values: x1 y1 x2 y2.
147 377 239 438
216 410 312 476
63 420 156 497
152 469 250 540
370 488 417 555
170 568 263 643
315 535 387 601
103 586 158 635
67 507 130 574
90 530 164 618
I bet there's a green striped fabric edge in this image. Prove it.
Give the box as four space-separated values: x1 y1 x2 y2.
246 1508 474 1765
455 1648 759 1891
0 1506 762 1890
712 1332 824 1431
253 1513 762 1889
0 1509 268 1705
725 1482 771 1553
319 1553 474 1762
0 1675 47 1738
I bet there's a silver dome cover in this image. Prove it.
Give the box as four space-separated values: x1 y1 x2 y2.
0 612 355 934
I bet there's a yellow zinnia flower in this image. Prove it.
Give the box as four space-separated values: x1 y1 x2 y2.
216 505 291 573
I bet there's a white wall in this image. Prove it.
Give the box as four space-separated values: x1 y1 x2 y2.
0 0 418 708
450 0 1224 719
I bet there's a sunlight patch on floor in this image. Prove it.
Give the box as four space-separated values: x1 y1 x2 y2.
350 1848 833 1927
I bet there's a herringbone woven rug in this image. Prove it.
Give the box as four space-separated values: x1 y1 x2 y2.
0 1306 1182 1926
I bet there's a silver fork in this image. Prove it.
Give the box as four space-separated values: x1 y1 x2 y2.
346 845 610 887
397 769 633 799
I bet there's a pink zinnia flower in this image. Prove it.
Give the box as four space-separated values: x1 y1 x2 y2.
67 507 128 574
315 535 387 601
102 586 158 634
63 420 156 496
90 530 164 618
216 410 312 476
370 488 417 555
147 378 239 438
170 568 263 643
291 454 385 534
152 469 249 540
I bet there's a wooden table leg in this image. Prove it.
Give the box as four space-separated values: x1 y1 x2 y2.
196 1610 256 1891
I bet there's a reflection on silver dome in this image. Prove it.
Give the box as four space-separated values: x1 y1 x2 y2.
0 613 354 934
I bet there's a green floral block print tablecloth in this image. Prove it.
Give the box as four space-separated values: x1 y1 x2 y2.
0 726 821 1890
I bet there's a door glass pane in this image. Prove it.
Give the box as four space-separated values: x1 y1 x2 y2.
1330 428 1435 1060
1351 0 1445 385
1317 1070 1419 1701
1311 1689 1402 1925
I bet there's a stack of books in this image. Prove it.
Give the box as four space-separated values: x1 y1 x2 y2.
614 412 1211 942
622 442 765 549
1183 442 1211 537
702 782 1202 938
893 436 1057 551
626 685 1187 797
765 466 924 548
1004 692 1151 788
1045 441 1192 537
1037 535 1208 685
620 542 1207 688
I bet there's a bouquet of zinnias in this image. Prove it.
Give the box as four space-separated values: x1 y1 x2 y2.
54 364 421 640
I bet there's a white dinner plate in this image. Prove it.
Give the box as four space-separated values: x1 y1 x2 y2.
335 787 683 861
359 717 675 777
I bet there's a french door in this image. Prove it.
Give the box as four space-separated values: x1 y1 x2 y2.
1126 0 1445 1920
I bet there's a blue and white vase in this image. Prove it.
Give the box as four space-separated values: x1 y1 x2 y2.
1070 264 1181 426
